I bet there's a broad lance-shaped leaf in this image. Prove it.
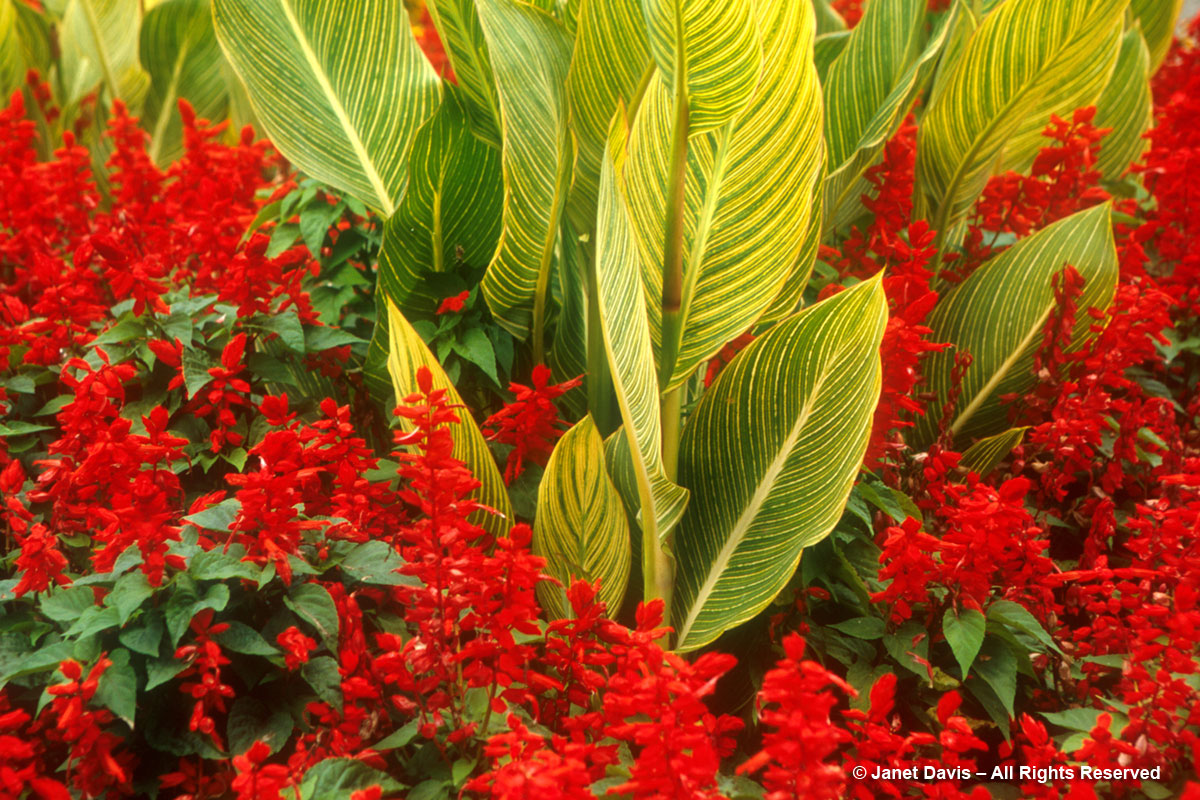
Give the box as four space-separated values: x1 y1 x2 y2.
915 203 1119 447
425 0 502 147
916 0 1125 243
1130 0 1183 72
0 0 23 96
1093 27 1151 181
822 0 954 231
673 276 887 652
213 0 440 216
534 416 631 619
60 0 149 108
626 0 824 391
378 87 503 317
385 300 513 536
595 117 688 593
141 0 229 165
566 0 652 228
960 426 1028 477
476 0 572 342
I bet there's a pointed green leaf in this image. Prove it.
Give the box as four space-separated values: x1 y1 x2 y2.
944 607 987 678
915 204 1119 446
673 277 887 651
1130 0 1183 72
475 0 573 341
60 0 149 107
385 300 513 536
378 87 503 317
534 416 631 619
973 637 1018 718
627 0 825 390
959 426 1028 476
916 0 1126 241
140 0 230 165
213 0 440 215
1094 27 1152 180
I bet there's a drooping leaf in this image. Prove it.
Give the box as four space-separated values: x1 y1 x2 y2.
475 0 573 342
943 607 987 678
425 0 502 146
140 0 229 165
959 426 1028 476
212 0 440 215
60 0 149 108
1130 0 1183 72
626 0 825 390
384 300 513 536
672 276 887 651
915 204 1119 446
377 87 503 317
639 0 762 133
1093 27 1152 181
534 415 631 619
916 0 1126 241
972 636 1018 718
822 0 954 230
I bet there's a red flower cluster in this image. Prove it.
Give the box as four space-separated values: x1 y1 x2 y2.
482 364 581 484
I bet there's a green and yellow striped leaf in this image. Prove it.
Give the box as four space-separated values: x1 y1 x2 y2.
916 0 1126 243
566 0 652 228
140 0 229 165
0 0 23 96
378 86 503 317
595 117 688 598
760 160 825 324
813 30 850 83
385 300 513 536
960 426 1028 476
425 0 502 147
475 0 572 347
639 0 762 133
626 0 824 390
673 276 887 652
822 0 954 231
548 221 590 419
534 415 631 619
1094 27 1152 180
812 0 848 34
60 0 149 108
1130 0 1183 72
915 203 1119 447
212 0 440 216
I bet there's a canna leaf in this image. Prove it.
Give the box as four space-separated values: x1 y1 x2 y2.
1129 0 1184 72
385 300 513 536
915 204 1119 447
475 0 573 345
626 0 824 390
672 276 887 651
916 0 1126 243
60 0 149 108
213 0 440 216
959 426 1029 476
425 0 502 147
0 0 23 96
1093 27 1152 181
140 0 229 165
822 0 954 231
534 416 631 619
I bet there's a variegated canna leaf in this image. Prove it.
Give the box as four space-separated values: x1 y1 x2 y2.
213 0 440 216
534 415 631 619
916 0 1126 243
0 0 23 96
425 0 502 147
673 276 887 652
1094 27 1152 181
60 0 149 108
475 0 573 348
626 0 824 391
1130 0 1183 72
915 203 1119 447
385 300 512 537
960 426 1028 476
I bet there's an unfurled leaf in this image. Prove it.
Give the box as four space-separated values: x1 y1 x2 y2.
943 607 987 678
213 0 440 215
534 416 631 618
1093 28 1152 181
673 276 887 651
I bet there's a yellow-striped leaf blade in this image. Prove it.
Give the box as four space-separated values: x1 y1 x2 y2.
385 300 513 536
534 415 631 619
639 0 762 133
213 0 440 216
916 0 1126 241
759 158 825 324
1094 27 1152 180
378 87 503 317
915 203 1119 447
425 0 502 147
673 276 887 652
596 117 688 587
60 0 149 108
1130 0 1183 72
566 0 652 228
627 0 824 391
960 426 1028 476
475 0 572 342
822 0 953 231
0 0 24 96
141 0 229 165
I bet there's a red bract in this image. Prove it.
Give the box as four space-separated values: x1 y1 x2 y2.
482 365 582 484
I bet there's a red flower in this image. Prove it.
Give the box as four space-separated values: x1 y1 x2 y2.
436 290 470 315
277 626 317 671
482 365 582 484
